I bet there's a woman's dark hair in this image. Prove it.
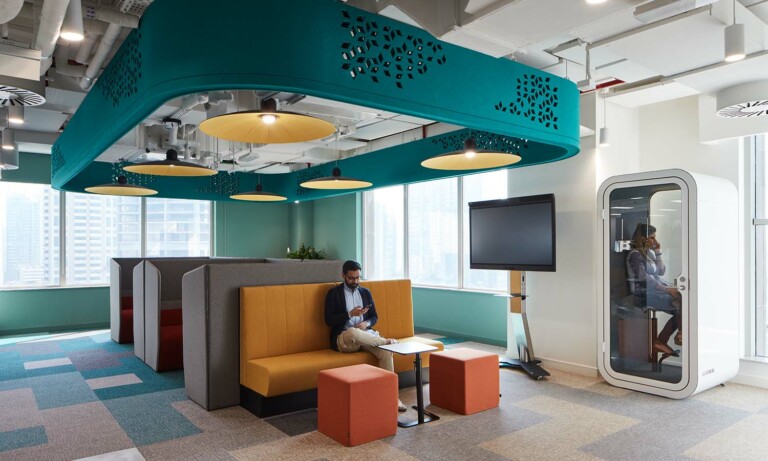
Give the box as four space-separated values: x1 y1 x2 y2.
342 260 362 274
631 223 657 250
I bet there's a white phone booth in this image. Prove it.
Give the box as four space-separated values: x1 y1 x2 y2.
597 169 738 398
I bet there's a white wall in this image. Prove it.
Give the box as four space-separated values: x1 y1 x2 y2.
514 93 747 377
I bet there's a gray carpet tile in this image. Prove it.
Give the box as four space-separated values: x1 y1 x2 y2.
265 409 319 436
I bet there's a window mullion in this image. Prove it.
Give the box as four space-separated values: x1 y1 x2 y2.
457 176 464 289
60 191 66 287
404 184 409 280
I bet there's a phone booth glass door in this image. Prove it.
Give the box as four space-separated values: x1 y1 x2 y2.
604 181 687 386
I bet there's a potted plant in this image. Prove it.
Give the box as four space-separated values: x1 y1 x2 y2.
286 243 327 261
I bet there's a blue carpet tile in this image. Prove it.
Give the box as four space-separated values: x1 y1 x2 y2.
0 426 48 452
103 388 201 446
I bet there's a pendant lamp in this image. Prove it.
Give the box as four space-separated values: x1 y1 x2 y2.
300 166 372 190
123 149 217 176
230 177 287 202
199 98 336 144
724 0 745 63
85 175 158 196
421 137 521 170
599 92 610 147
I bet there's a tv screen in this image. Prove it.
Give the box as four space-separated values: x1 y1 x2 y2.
469 194 556 272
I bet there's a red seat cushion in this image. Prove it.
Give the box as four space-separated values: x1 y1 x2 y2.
160 308 183 327
119 308 133 343
120 296 133 311
157 324 184 371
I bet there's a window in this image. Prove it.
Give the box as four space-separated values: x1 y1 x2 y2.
65 193 141 286
146 198 211 257
754 134 768 357
0 182 60 287
0 183 211 289
363 185 405 280
363 170 508 292
408 178 459 287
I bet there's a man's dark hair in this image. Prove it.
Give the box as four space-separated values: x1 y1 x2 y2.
342 260 362 274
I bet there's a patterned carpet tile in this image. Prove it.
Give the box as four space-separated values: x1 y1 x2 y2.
69 349 124 371
0 388 43 432
481 396 638 460
692 382 768 412
3 330 768 460
0 426 47 452
685 413 768 461
229 431 418 461
1 401 133 461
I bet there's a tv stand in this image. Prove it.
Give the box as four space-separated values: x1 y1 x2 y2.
498 272 550 380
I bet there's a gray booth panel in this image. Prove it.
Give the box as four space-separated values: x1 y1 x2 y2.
182 260 342 410
109 258 144 343
140 258 266 370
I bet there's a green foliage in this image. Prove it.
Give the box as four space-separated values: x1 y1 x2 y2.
286 243 327 261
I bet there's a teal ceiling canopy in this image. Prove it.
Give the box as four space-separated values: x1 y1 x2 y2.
52 0 580 201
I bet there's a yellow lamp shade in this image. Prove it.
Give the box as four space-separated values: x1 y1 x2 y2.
421 137 522 170
85 176 158 196
300 167 372 190
199 110 336 144
122 149 217 176
230 184 287 201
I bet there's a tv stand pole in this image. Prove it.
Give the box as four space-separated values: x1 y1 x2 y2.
499 271 550 380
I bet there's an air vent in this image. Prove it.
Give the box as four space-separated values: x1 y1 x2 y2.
0 75 46 107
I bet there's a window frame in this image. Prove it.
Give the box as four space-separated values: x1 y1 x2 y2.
0 186 213 290
362 173 510 294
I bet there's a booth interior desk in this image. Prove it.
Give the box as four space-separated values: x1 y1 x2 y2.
378 341 439 428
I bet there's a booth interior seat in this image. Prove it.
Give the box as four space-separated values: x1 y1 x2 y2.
239 279 443 417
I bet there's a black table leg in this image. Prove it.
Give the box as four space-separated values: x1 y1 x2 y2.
398 352 439 428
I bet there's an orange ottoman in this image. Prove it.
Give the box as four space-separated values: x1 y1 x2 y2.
318 364 398 447
429 348 499 415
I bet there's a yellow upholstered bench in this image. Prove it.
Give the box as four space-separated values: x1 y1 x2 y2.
239 279 443 416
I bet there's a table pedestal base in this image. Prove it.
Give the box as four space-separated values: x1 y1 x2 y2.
398 408 440 427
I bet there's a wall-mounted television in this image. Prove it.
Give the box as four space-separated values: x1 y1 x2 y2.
469 193 556 272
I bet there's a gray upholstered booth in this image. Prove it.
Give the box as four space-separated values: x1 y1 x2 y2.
110 258 145 343
135 258 266 371
182 259 342 410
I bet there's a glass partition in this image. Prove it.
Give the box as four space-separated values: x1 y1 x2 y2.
606 182 685 385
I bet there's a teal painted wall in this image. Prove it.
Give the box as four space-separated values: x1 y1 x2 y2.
214 200 291 257
0 287 109 335
1 152 51 184
289 201 315 253
412 287 507 346
312 193 360 261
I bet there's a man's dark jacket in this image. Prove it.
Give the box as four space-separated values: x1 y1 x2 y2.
324 284 378 351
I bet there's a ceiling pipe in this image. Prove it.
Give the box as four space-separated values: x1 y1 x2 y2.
54 44 85 78
79 22 122 90
74 31 98 64
0 0 24 24
33 0 71 76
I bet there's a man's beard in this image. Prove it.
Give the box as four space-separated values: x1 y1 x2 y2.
345 281 359 290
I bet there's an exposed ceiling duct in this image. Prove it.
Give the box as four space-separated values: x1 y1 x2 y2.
33 0 71 75
80 22 122 90
0 0 24 24
633 0 720 23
